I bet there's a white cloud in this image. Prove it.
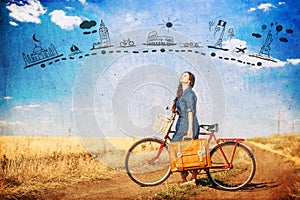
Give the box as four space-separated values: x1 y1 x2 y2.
9 21 18 26
223 38 248 50
222 40 298 68
65 6 75 11
12 104 40 110
247 7 256 12
278 2 286 5
6 0 47 24
215 39 289 69
257 3 276 12
247 3 276 12
287 58 300 65
4 100 75 136
13 105 24 109
78 0 87 6
0 120 28 128
28 104 40 108
11 120 28 126
49 10 82 30
8 121 32 135
3 96 13 100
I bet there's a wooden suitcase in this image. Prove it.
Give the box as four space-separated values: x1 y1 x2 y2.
169 138 211 172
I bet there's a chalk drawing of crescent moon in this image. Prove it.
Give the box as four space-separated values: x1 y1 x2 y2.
32 34 40 42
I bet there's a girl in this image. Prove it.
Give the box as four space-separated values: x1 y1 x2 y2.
171 71 199 185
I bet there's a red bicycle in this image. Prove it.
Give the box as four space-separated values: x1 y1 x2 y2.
125 114 256 190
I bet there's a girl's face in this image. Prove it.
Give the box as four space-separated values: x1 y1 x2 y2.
180 72 191 85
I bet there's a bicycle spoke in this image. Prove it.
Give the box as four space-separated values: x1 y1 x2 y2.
206 142 256 190
125 138 171 186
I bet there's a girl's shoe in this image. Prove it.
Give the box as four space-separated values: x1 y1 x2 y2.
180 179 196 186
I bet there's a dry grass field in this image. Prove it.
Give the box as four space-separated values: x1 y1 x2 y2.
247 133 300 166
0 134 299 199
0 136 138 200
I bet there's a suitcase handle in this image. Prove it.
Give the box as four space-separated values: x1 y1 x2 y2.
182 135 193 141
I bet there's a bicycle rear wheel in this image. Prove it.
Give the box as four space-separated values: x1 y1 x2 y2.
125 138 171 186
206 141 256 190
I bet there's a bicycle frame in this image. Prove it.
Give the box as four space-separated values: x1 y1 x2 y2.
126 115 256 189
148 132 172 165
149 127 245 171
199 131 245 169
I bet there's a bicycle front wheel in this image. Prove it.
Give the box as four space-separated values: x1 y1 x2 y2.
125 138 171 186
206 141 256 190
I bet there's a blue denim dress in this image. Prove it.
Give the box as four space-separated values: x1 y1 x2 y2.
171 87 199 142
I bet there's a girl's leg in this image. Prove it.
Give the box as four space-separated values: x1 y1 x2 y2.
180 170 197 186
180 171 188 182
191 169 198 180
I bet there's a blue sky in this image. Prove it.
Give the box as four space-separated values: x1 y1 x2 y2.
0 0 299 138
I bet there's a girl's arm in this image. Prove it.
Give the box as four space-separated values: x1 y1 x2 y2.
187 111 193 138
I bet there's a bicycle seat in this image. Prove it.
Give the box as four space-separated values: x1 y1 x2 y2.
199 124 219 132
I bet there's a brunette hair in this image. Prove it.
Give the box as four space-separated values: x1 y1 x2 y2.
171 71 195 113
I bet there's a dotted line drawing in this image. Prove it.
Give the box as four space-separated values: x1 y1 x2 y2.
24 47 260 69
24 18 294 70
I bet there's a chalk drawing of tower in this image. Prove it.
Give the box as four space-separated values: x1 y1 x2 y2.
99 19 111 47
214 20 227 48
259 30 273 57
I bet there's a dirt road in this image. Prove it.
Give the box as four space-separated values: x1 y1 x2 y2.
40 144 299 200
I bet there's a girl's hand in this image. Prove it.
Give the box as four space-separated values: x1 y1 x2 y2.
166 116 173 122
